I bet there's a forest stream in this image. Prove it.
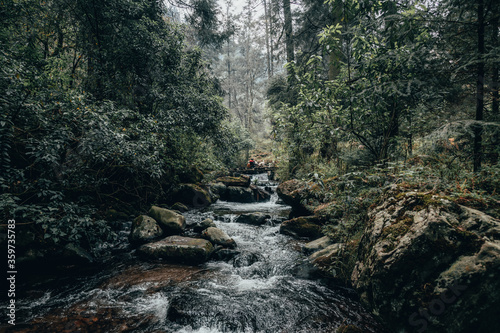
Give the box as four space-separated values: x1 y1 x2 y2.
2 174 387 333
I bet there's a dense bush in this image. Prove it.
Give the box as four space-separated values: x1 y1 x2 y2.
0 0 236 252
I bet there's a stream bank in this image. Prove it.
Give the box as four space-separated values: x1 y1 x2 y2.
276 178 500 333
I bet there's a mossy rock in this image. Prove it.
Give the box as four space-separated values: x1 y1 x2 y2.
171 202 189 213
192 218 217 233
216 175 251 187
172 184 212 208
279 216 323 240
201 227 236 249
276 179 317 216
303 236 334 254
351 185 499 332
148 206 186 235
129 215 163 245
223 186 255 203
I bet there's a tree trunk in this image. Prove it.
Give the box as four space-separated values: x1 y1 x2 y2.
263 0 272 79
474 0 485 172
491 10 499 119
283 0 294 64
328 0 342 80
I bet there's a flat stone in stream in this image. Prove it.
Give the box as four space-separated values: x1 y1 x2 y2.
137 236 214 264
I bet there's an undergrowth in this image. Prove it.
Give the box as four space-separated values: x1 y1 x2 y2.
284 153 499 284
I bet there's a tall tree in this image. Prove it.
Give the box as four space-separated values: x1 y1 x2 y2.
283 0 294 64
490 2 499 119
474 0 485 172
263 0 273 78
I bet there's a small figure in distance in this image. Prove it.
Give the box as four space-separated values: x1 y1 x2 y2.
247 158 256 168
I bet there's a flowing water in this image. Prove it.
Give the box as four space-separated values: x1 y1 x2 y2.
2 173 387 333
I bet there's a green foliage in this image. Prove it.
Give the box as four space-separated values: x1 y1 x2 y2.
268 0 499 179
0 0 235 254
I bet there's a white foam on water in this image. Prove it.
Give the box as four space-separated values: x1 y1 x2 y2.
17 291 52 310
211 197 289 214
233 275 282 291
133 291 170 324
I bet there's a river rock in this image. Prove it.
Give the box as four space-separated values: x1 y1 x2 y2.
137 236 214 264
209 182 227 198
276 179 317 216
212 248 241 261
351 185 500 332
192 218 217 233
213 183 271 203
148 206 186 235
303 236 334 254
223 186 255 202
236 212 270 226
129 215 164 245
279 216 324 239
216 175 251 187
172 184 212 208
171 202 189 213
202 227 237 249
251 184 271 202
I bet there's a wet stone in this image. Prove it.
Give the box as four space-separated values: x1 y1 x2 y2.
137 236 214 265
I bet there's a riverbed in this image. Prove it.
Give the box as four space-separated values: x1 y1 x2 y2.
2 173 387 332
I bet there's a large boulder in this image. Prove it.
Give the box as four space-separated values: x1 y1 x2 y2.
137 236 214 264
279 216 324 240
129 215 164 245
351 185 500 332
276 180 318 216
148 206 186 235
236 212 270 226
224 186 254 202
172 184 212 208
216 175 251 187
202 227 237 249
